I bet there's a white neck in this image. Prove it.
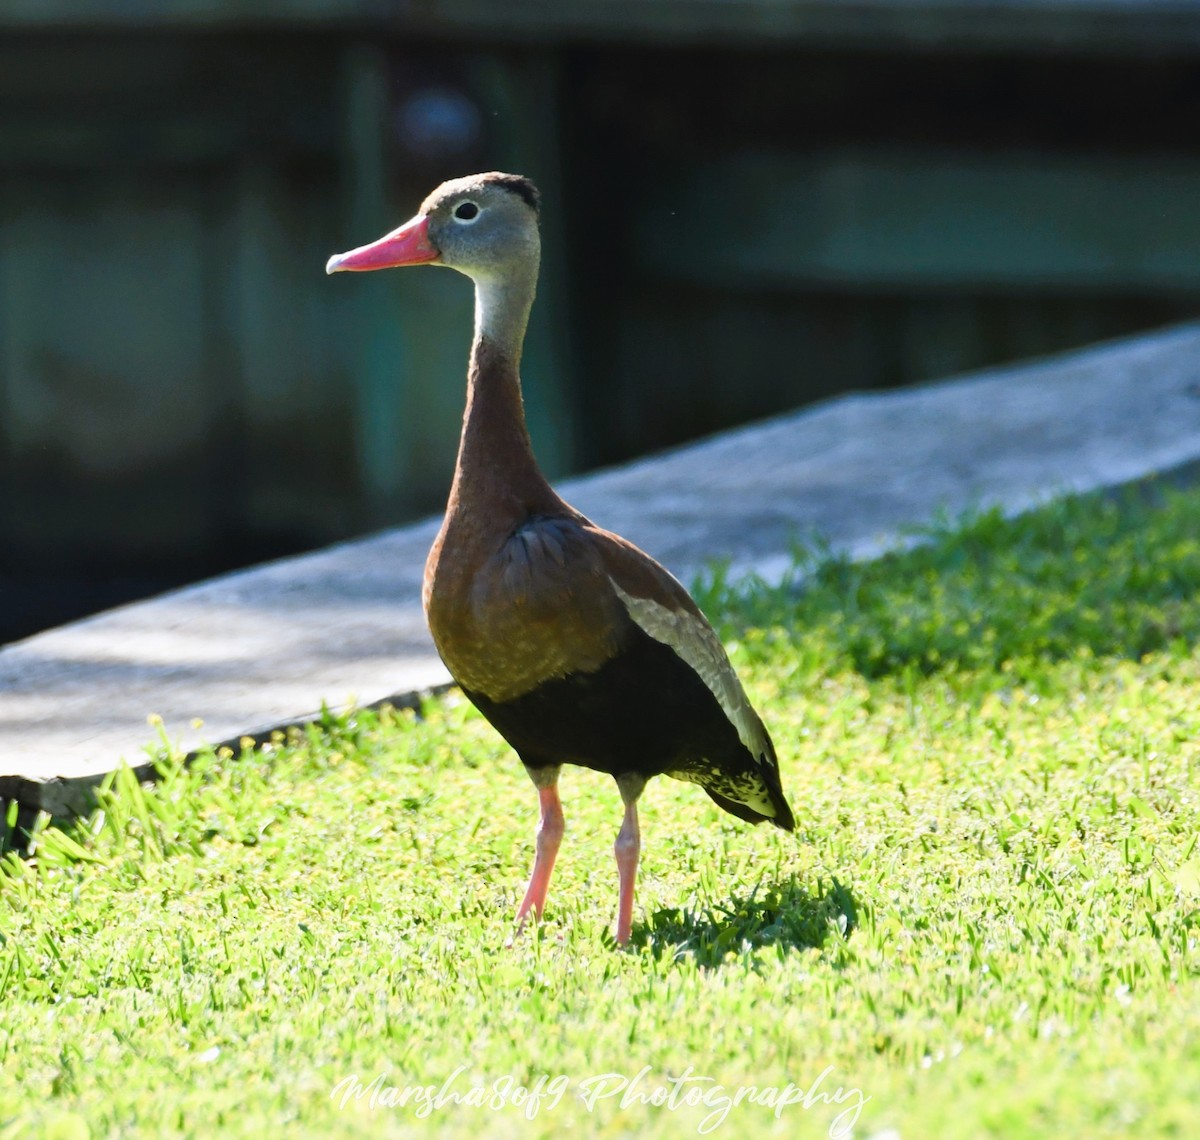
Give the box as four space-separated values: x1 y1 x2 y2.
472 262 538 365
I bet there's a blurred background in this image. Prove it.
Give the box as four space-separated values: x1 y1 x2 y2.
3 1 1200 645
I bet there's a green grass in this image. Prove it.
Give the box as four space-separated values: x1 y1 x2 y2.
3 486 1200 1138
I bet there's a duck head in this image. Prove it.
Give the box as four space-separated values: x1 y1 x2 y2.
325 172 541 281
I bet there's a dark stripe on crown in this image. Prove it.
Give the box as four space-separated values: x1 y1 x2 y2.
485 173 541 213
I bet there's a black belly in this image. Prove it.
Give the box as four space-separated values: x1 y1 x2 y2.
461 624 750 781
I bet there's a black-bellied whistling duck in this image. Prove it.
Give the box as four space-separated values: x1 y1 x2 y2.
327 172 794 946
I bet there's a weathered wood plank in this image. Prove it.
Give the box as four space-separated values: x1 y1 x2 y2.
0 0 390 26
4 0 1200 56
4 321 1200 814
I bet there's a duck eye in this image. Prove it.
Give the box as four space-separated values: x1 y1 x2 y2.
453 201 480 222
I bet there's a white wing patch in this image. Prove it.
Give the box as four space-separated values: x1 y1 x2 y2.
609 580 771 769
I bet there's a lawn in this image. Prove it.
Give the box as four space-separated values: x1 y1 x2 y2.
2 487 1198 1138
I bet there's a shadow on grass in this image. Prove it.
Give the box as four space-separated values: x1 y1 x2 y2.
629 875 858 968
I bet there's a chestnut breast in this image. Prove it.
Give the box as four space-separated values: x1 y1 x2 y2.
424 511 630 703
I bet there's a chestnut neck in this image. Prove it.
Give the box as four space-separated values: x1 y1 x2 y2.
447 267 556 517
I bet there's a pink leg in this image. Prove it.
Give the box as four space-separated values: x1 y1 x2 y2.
613 776 645 946
514 774 564 935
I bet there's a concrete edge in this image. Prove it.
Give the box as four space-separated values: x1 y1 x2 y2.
1 682 454 821
10 456 1200 824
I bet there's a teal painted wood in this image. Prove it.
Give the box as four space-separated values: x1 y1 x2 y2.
0 171 219 560
4 29 1199 632
226 161 352 543
336 47 482 526
0 182 18 556
0 39 366 573
637 150 1200 292
469 52 577 479
340 44 415 527
0 35 578 577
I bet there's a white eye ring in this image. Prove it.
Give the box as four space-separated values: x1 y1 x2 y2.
453 201 481 223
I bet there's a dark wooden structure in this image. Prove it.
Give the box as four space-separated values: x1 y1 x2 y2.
2 1 1200 641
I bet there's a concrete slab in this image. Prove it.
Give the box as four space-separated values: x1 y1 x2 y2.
4 322 1200 814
